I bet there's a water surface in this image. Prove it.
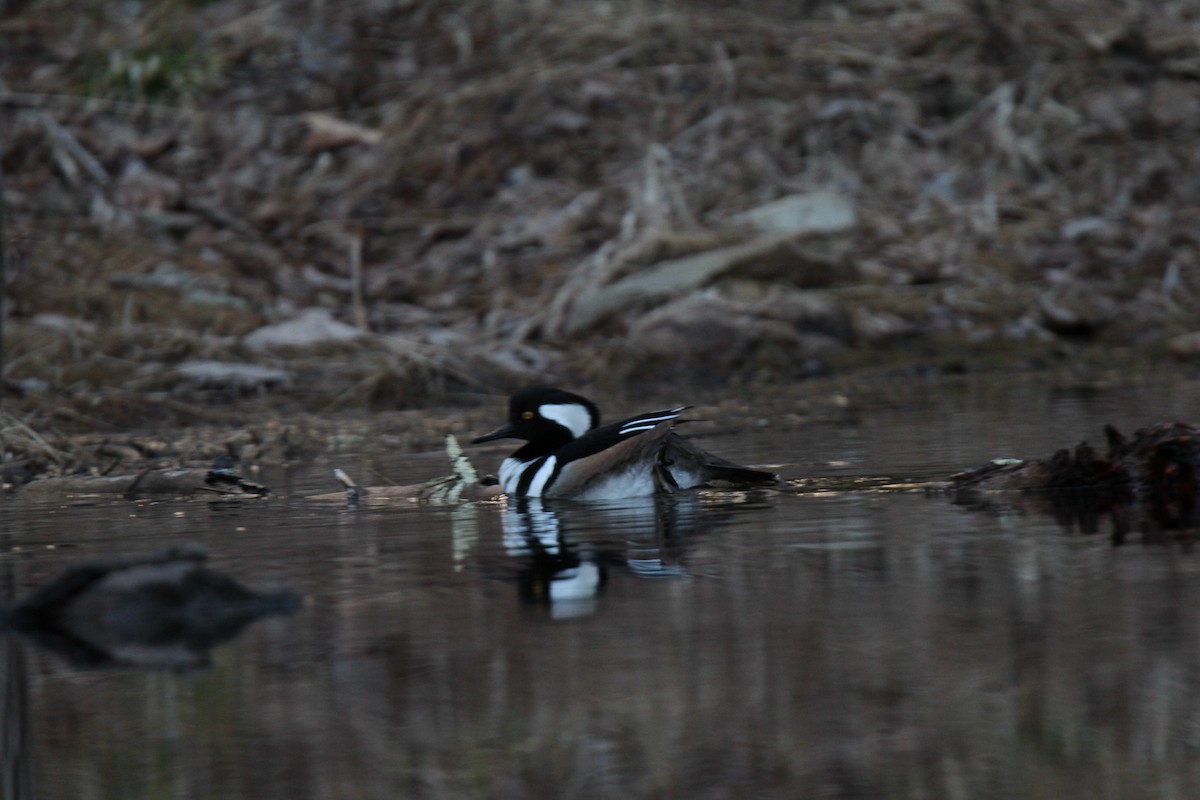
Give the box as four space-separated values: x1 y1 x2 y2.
3 377 1199 799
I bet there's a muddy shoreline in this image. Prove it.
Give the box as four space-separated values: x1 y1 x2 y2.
4 2 1200 482
0 360 1184 490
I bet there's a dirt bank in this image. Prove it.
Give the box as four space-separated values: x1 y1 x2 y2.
3 1 1200 475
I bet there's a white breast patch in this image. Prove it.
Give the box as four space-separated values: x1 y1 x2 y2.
498 455 559 497
498 458 524 494
525 456 558 496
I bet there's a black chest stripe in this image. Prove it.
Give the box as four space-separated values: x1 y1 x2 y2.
516 455 562 496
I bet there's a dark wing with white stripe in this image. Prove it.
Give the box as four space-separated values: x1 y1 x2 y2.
615 406 690 436
546 420 678 498
549 406 688 464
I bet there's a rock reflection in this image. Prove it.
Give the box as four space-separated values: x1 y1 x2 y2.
1 543 299 671
1 633 32 800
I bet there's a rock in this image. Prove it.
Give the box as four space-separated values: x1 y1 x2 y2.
724 238 854 286
1059 216 1111 240
1 543 297 670
175 360 293 390
627 290 848 370
538 110 591 135
1081 86 1147 136
1147 82 1200 132
301 112 383 153
242 308 362 351
4 377 50 395
115 159 183 211
181 288 253 310
567 194 859 334
110 261 205 291
729 191 858 236
854 308 918 343
496 188 604 250
1037 289 1115 337
754 287 854 340
32 313 97 335
569 233 801 333
1169 331 1200 359
138 209 204 231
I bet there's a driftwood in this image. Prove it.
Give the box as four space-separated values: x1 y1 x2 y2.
16 465 269 500
311 436 502 506
308 478 502 506
2 543 299 670
952 422 1200 539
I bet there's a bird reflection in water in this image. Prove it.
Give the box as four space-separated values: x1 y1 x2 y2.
499 492 768 618
504 498 607 619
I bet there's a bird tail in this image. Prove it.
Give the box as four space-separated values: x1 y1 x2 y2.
701 461 779 488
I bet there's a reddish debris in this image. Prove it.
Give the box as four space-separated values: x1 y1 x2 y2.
953 422 1200 539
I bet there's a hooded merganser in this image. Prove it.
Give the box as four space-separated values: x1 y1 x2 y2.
471 386 778 500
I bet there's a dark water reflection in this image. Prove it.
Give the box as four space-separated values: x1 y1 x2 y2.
3 378 1200 799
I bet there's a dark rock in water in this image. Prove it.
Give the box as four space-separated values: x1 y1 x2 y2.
1 544 299 670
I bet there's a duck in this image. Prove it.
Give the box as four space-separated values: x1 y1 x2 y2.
471 386 777 500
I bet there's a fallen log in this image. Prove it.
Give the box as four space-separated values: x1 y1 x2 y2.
15 465 269 500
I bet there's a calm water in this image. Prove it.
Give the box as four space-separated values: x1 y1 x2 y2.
3 377 1200 799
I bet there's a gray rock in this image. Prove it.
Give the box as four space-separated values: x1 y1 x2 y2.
853 308 918 343
569 234 799 333
627 289 849 369
110 261 203 291
567 193 859 333
722 238 853 287
175 360 292 389
729 191 858 236
182 288 252 310
1169 331 1200 360
32 313 98 335
1037 290 1115 337
242 308 362 351
1059 216 1110 241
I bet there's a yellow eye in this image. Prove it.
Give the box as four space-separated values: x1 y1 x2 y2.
521 411 535 420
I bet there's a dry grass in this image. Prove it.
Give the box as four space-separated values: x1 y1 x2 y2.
2 0 1199 431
